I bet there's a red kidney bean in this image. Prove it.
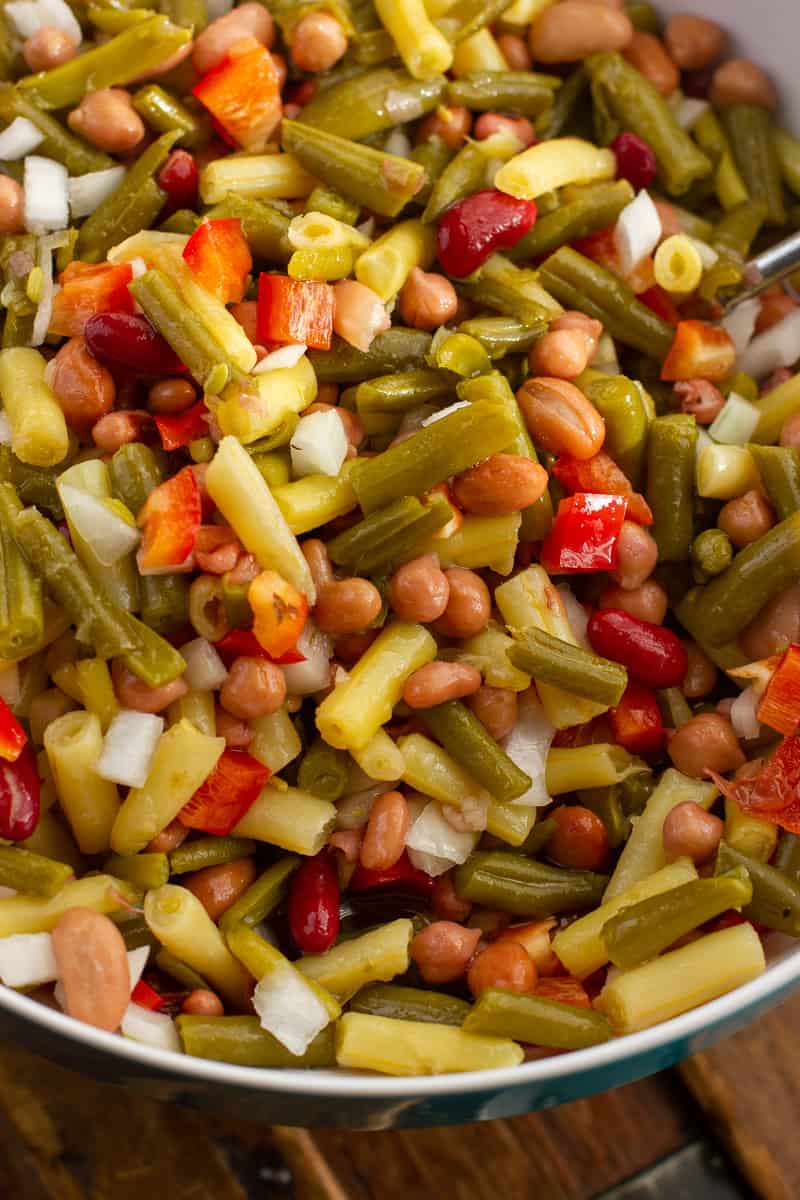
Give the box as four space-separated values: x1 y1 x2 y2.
84 312 186 375
0 743 40 841
610 131 657 190
587 608 688 688
158 149 199 216
287 852 340 954
436 189 537 278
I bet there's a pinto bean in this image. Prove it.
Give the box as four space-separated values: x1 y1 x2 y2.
359 790 409 871
289 10 347 72
403 661 482 709
529 1 633 63
23 26 77 72
599 580 668 625
667 713 745 779
674 379 726 424
48 336 115 434
528 312 602 379
452 454 549 516
495 33 532 71
388 554 449 623
0 176 23 234
546 805 609 871
193 2 274 74
112 660 188 714
215 706 253 748
466 686 518 741
431 871 472 922
182 989 224 1016
662 801 723 864
709 58 778 109
52 908 130 1032
681 642 718 700
473 112 536 148
623 31 679 96
92 410 153 453
664 14 726 70
67 89 145 154
517 377 605 459
739 583 800 660
410 921 481 984
183 858 258 921
398 268 459 330
717 490 775 548
220 656 286 719
609 521 658 590
433 568 491 638
146 819 189 854
467 942 536 998
415 106 471 149
314 579 383 635
147 378 196 414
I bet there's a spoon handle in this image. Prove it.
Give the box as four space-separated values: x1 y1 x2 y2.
729 228 800 310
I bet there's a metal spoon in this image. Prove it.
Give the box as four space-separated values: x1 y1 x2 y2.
724 227 800 312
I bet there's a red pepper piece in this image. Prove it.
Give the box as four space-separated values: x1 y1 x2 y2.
711 736 800 832
757 645 800 736
0 696 27 762
137 466 201 574
158 149 199 216
84 311 187 374
257 273 334 350
193 35 282 152
131 979 166 1011
154 400 209 451
661 320 737 382
349 850 436 896
249 569 308 660
587 609 688 689
552 451 653 525
215 628 305 667
436 188 537 277
610 131 658 191
0 743 40 841
288 852 340 954
609 682 664 754
49 262 135 339
534 976 592 1008
639 284 681 326
540 493 628 574
178 748 271 836
183 217 252 305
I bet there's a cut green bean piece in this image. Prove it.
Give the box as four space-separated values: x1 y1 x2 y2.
206 194 292 263
446 71 559 116
104 852 170 891
305 185 360 226
355 369 454 413
716 840 800 935
298 68 446 141
350 983 471 1026
578 786 630 849
748 444 800 521
722 104 786 227
129 269 235 393
309 329 432 384
457 253 555 332
455 851 608 917
582 372 649 488
0 482 44 661
169 837 257 875
297 738 350 801
436 0 512 43
219 856 300 935
132 84 211 148
155 948 209 991
463 987 613 1050
423 141 489 224
538 66 588 139
328 494 453 575
0 84 114 175
176 1015 336 1067
657 687 692 730
457 316 539 360
420 700 530 803
508 628 627 707
510 179 634 261
775 831 800 884
691 528 733 579
646 414 697 563
0 846 74 898
410 134 453 206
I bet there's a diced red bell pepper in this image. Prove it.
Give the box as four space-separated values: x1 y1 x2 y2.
154 401 209 452
757 645 800 736
609 682 664 754
131 979 166 1011
178 748 271 835
711 735 800 833
49 262 135 338
215 628 305 666
534 977 592 1008
0 696 27 763
639 285 682 327
552 451 653 526
137 466 201 574
661 319 737 382
572 227 654 294
257 273 334 351
182 218 252 305
249 569 308 659
0 743 39 841
349 850 436 895
192 35 282 152
540 493 628 574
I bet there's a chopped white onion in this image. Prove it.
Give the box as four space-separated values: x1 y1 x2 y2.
68 166 126 220
181 637 228 691
421 399 470 426
281 621 333 695
592 332 620 375
0 117 44 161
127 944 150 993
557 584 589 646
29 230 66 349
720 296 760 357
739 309 800 379
502 694 555 807
23 156 68 234
730 686 761 740
290 409 348 478
407 848 455 876
687 237 718 269
95 710 164 788
615 190 662 277
252 963 329 1055
405 800 480 875
253 343 308 374
0 413 11 445
384 89 427 123
674 95 709 130
58 484 140 565
121 1003 182 1052
708 391 760 445
10 0 82 41
0 932 58 988
0 663 21 706
5 1 43 36
383 128 411 158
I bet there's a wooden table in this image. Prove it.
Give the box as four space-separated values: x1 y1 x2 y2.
1 992 798 1200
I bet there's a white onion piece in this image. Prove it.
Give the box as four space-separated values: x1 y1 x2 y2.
31 232 59 348
687 237 718 269
557 584 589 646
405 801 479 875
181 637 228 691
23 155 68 234
281 621 332 695
708 391 760 446
730 686 761 740
129 255 148 279
5 1 43 36
593 332 620 375
127 944 150 993
290 409 348 478
407 848 453 876
383 128 411 158
384 89 427 123
615 189 661 277
0 932 58 988
721 297 760 358
421 399 470 426
502 694 555 807
58 484 140 565
121 1004 182 1052
68 166 126 219
33 0 81 41
0 117 44 160
0 413 11 446
740 309 800 379
252 964 329 1055
0 663 20 706
672 94 708 130
95 710 164 788
253 343 307 373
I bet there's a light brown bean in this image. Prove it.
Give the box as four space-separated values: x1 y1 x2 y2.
681 641 718 700
495 919 560 977
664 13 726 70
112 660 188 714
667 713 745 779
215 706 253 748
403 661 482 709
314 578 383 635
599 579 668 625
193 2 275 74
52 907 131 1032
388 554 450 623
415 106 471 149
398 268 459 331
623 31 679 96
147 378 196 415
610 520 659 590
779 410 800 449
433 568 491 638
0 175 24 235
146 819 189 854
709 59 778 110
220 656 286 720
662 800 723 864
546 805 609 871
517 377 605 459
474 112 536 148
334 631 377 665
48 336 115 434
466 686 518 741
230 300 259 343
410 921 481 985
495 33 532 71
359 790 409 871
452 453 549 516
23 26 77 72
290 10 347 73
182 988 224 1016
467 941 536 998
128 40 193 85
333 280 391 352
92 410 153 452
529 1 633 63
674 379 725 424
739 582 800 660
183 858 258 922
431 871 472 922
717 490 775 549
528 312 602 379
67 89 145 154
302 538 335 595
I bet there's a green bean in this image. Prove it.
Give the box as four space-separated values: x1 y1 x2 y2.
297 738 350 801
132 84 211 148
350 398 518 513
457 317 539 361
0 846 73 898
0 482 44 661
774 831 800 884
676 511 800 647
435 0 513 43
176 1015 336 1067
586 52 712 197
578 786 630 849
510 179 634 262
139 571 189 635
518 816 558 857
426 331 490 378
774 128 800 199
657 687 692 730
619 772 656 816
298 68 446 141
154 948 208 990
457 253 555 333
350 983 471 1026
455 851 608 917
160 209 201 235
169 837 257 875
88 4 155 33
420 700 530 803
463 987 613 1050
104 852 170 891
282 118 425 218
114 913 157 951
309 328 432 383
205 194 292 263
221 572 251 629
538 247 674 358
508 628 627 707
748 445 800 521
353 27 395 64
409 135 452 206
328 493 453 574
305 185 360 226
716 840 800 936
582 372 649 488
691 528 733 578
219 856 299 935
603 868 753 969
0 85 114 175
422 141 490 224
77 131 180 262
624 1 659 32
537 66 588 140
722 105 786 227
446 71 559 117
645 414 698 563
355 369 454 414
159 0 206 29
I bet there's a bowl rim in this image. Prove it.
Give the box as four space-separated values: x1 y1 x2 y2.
2 944 798 1097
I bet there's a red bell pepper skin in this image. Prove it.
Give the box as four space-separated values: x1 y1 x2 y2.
757 645 800 736
535 977 592 1008
609 682 664 754
349 850 436 896
49 262 135 338
182 218 252 305
178 748 271 835
572 227 654 294
154 401 209 451
215 628 305 666
131 979 166 1011
249 569 308 660
257 273 334 350
552 452 653 525
661 320 737 382
288 852 340 954
712 736 800 833
639 285 681 326
0 743 40 841
540 493 628 574
192 35 282 152
0 696 27 762
587 609 688 689
137 466 201 574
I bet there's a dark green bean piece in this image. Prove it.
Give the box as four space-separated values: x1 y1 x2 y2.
722 105 786 227
455 851 608 916
691 528 733 578
748 444 800 521
422 141 489 224
205 194 292 263
0 846 73 898
159 209 201 234
435 0 513 43
350 984 471 1025
298 68 446 141
0 481 44 661
132 84 211 148
624 1 660 32
176 1016 336 1066
352 27 395 64
537 67 588 139
510 179 634 262
114 913 157 951
129 268 235 393
646 414 697 563
159 0 206 30
297 738 350 801
409 135 452 206
139 571 189 635
582 372 649 488
618 771 655 816
713 203 767 262
657 687 692 730
355 369 454 414
155 948 208 990
463 987 613 1049
446 71 559 117
458 316 539 360
0 84 114 175
169 837 257 875
309 328 432 383
104 852 169 890
219 856 299 935
221 572 251 629
305 185 360 225
578 787 630 849
716 840 800 935
518 816 558 857
774 831 800 884
508 628 627 707
421 701 531 803
457 254 553 333
328 494 452 574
